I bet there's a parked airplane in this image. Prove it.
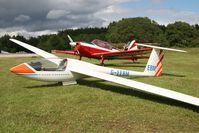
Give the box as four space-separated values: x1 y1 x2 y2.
52 35 152 65
9 39 199 106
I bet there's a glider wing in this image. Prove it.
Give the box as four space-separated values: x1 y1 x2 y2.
68 63 199 106
10 39 62 65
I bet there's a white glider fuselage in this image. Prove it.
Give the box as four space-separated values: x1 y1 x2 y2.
10 58 151 84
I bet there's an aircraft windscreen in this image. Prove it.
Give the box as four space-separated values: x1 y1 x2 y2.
27 59 61 71
91 39 113 49
57 59 68 71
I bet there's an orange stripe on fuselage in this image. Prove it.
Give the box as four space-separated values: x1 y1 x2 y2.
10 63 35 74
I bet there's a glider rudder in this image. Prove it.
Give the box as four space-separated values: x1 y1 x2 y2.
144 49 164 77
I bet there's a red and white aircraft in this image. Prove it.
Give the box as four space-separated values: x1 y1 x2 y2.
52 35 152 65
9 39 199 107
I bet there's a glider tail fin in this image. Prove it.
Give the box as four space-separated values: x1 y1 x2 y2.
144 49 164 77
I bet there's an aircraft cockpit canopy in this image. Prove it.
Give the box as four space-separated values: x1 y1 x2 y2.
91 39 113 49
27 59 68 71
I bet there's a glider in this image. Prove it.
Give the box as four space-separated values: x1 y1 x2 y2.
9 39 199 106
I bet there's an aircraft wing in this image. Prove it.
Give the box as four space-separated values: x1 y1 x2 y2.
10 39 62 65
51 50 76 55
68 65 199 106
91 48 152 57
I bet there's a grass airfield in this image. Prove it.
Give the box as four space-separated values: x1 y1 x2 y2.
0 48 199 132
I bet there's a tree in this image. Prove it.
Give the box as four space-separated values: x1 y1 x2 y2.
0 17 198 50
107 17 167 45
166 22 198 47
48 35 65 50
190 37 199 47
195 24 199 31
0 35 11 52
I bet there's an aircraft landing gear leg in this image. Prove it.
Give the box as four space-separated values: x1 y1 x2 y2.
78 56 82 60
100 55 104 66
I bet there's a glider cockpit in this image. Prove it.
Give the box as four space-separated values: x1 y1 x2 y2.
27 59 68 71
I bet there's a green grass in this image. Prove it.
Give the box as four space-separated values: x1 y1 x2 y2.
0 48 199 132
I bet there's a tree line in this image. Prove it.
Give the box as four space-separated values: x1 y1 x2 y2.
1 17 199 53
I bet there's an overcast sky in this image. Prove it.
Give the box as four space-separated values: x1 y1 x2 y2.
0 0 199 38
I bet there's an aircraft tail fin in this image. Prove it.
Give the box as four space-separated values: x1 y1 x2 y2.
140 43 186 77
127 40 138 50
144 49 164 77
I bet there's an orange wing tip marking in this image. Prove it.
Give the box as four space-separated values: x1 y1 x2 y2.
10 63 35 74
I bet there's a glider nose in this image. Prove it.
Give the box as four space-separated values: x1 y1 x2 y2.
10 63 35 74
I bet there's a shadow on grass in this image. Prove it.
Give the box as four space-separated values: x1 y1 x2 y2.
104 63 146 68
93 60 146 68
162 73 185 77
25 78 198 112
78 79 199 112
121 61 144 65
26 82 61 89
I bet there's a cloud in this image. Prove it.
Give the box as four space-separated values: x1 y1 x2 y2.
0 28 57 38
146 9 173 16
14 14 30 22
0 0 134 37
145 8 199 25
0 0 198 37
94 5 138 26
46 10 70 20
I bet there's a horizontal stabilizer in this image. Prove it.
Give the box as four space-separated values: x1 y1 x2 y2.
137 43 186 53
